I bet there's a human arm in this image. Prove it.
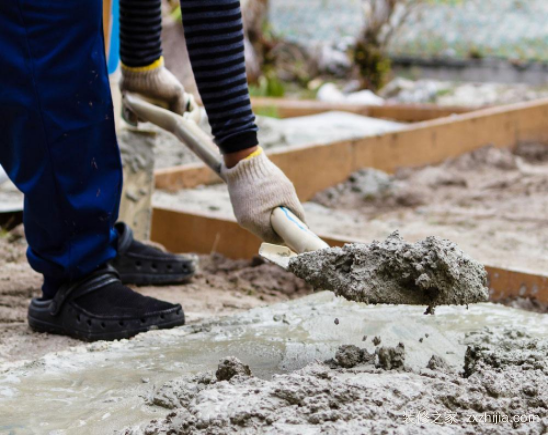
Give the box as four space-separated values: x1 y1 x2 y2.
119 0 305 242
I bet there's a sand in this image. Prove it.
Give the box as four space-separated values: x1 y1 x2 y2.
288 231 488 313
311 143 548 274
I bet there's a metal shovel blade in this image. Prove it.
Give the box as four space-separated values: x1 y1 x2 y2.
259 243 297 270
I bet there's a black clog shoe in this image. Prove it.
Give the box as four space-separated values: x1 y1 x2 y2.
111 222 195 286
27 265 185 341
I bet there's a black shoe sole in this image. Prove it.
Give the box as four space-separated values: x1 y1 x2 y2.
28 299 185 342
119 270 195 286
28 314 185 341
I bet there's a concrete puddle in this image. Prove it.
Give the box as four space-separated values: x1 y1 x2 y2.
0 292 546 434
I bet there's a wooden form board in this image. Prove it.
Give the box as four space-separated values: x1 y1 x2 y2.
251 97 475 122
155 98 548 200
102 0 112 54
151 207 548 305
485 265 548 305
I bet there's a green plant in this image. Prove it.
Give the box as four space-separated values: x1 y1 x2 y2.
353 41 392 90
468 45 483 60
249 70 285 97
252 105 280 118
353 0 462 90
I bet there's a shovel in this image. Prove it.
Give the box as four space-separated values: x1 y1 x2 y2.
123 93 329 269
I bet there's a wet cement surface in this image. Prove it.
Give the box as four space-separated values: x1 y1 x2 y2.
123 329 547 434
0 292 546 434
289 231 488 312
152 111 404 170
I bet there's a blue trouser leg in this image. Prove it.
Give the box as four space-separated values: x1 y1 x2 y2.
0 0 122 298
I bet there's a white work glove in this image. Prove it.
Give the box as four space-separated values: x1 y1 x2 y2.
119 56 191 115
222 148 306 244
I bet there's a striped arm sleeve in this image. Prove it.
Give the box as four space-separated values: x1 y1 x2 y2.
181 0 258 154
119 0 163 67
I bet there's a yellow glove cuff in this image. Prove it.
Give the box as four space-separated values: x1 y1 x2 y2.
244 146 263 160
121 56 164 73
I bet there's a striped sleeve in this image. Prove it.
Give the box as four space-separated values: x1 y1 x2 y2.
119 0 163 67
181 0 258 153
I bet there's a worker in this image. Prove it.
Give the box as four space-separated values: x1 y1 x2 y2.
0 0 305 341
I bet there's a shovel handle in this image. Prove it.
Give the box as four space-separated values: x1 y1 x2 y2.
123 93 329 254
270 207 330 252
124 93 225 181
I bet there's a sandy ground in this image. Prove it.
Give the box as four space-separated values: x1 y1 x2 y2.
311 143 548 273
0 230 311 364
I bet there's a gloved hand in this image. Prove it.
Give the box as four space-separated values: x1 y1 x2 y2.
221 147 306 244
119 56 190 115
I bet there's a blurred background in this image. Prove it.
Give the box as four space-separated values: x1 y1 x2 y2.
161 0 547 107
2 0 547 227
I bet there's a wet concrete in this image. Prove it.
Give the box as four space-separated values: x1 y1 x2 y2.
289 231 489 312
376 342 406 370
122 327 547 435
216 356 252 381
151 111 405 170
329 344 373 368
0 292 546 434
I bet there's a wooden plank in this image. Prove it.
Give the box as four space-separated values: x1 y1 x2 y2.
369 104 474 122
155 99 548 198
151 207 548 304
151 207 261 260
485 266 548 305
155 162 222 192
102 0 112 54
251 97 475 122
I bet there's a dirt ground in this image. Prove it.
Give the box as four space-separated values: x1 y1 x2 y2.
311 143 548 273
0 230 311 365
